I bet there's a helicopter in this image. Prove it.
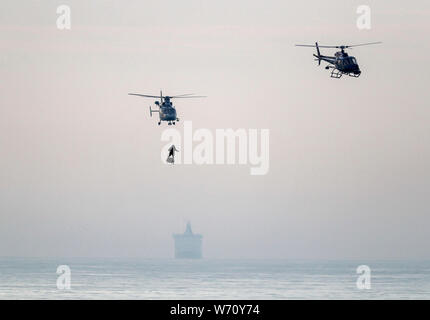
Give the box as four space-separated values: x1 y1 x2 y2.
128 91 205 125
295 42 381 78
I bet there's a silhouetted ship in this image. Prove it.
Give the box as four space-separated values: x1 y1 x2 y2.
173 222 202 259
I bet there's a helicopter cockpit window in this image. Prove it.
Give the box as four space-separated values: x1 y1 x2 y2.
351 57 357 65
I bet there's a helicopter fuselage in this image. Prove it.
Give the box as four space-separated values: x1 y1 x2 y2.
159 103 177 121
152 97 179 125
320 52 361 75
334 52 361 75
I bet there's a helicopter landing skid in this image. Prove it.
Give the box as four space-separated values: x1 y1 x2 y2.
330 69 342 79
348 73 360 78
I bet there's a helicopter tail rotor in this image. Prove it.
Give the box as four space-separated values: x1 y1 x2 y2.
313 42 321 66
149 105 159 117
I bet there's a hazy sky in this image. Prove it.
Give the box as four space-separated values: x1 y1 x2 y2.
0 0 429 259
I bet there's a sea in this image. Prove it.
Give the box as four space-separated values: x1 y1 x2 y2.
0 258 429 299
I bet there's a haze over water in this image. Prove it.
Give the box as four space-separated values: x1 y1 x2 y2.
1 258 430 299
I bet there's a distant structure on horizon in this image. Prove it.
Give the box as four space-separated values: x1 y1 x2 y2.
173 222 203 259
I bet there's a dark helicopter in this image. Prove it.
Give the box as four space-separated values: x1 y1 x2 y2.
295 42 381 78
128 91 205 125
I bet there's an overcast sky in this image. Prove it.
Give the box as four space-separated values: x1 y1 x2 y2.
0 0 429 259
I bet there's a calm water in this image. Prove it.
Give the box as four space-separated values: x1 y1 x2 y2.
0 258 429 299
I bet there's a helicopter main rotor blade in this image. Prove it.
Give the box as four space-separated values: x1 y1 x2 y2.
170 95 206 99
296 42 381 49
295 44 339 48
128 93 161 98
129 93 206 99
345 41 382 48
170 93 196 97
